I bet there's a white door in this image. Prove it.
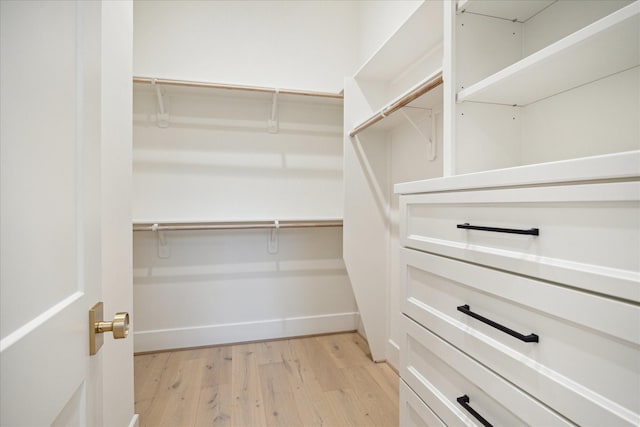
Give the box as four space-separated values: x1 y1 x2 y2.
0 1 133 426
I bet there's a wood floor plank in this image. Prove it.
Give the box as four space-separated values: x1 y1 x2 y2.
350 332 373 360
255 338 297 367
365 362 400 407
200 345 233 389
341 366 399 427
258 362 304 426
316 332 373 369
230 343 267 427
285 338 346 426
194 384 232 427
136 352 183 427
134 352 171 417
157 358 204 427
134 332 399 427
325 387 376 426
298 336 351 392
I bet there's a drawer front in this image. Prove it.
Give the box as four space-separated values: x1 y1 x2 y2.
401 248 640 426
400 380 446 427
400 181 640 301
400 315 573 427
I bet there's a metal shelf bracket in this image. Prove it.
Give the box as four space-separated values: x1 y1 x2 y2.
152 79 170 128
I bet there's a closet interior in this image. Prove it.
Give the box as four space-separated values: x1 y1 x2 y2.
130 0 639 425
132 78 357 353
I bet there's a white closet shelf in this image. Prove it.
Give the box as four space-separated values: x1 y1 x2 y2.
133 76 343 100
350 69 443 137
457 2 639 106
354 0 443 82
132 219 343 232
457 0 555 22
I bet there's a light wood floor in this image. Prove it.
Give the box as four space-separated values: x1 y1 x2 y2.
134 332 399 427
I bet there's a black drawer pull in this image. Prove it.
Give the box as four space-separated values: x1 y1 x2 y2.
457 395 493 427
457 222 539 236
457 304 539 343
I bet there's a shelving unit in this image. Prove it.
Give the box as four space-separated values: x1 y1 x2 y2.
451 0 639 174
386 1 640 425
457 2 639 105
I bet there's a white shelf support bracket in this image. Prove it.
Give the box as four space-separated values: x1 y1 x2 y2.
152 79 170 128
268 220 279 254
268 89 279 133
400 109 437 161
151 223 171 258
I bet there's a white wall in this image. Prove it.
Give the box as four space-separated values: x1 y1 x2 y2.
132 86 344 222
357 1 424 66
133 0 360 93
133 227 357 352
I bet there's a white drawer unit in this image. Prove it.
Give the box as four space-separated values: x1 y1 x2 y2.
400 315 574 427
399 180 640 301
396 151 640 426
400 380 446 427
401 248 640 426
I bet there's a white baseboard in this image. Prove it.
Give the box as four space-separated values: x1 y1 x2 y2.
387 338 399 370
128 414 139 427
134 312 359 353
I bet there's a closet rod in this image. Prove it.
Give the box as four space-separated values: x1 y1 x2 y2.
349 72 443 137
132 220 343 232
133 77 344 99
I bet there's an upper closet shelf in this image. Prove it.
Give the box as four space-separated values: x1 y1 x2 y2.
457 2 639 106
354 0 443 81
133 76 343 99
457 0 555 22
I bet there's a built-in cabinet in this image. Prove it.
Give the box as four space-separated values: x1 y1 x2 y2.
344 0 639 424
397 157 640 425
450 0 639 174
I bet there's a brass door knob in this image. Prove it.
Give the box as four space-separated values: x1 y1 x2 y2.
89 302 130 355
95 312 130 339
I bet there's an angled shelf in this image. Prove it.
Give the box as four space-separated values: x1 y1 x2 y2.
350 69 443 136
355 1 443 82
457 2 639 105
